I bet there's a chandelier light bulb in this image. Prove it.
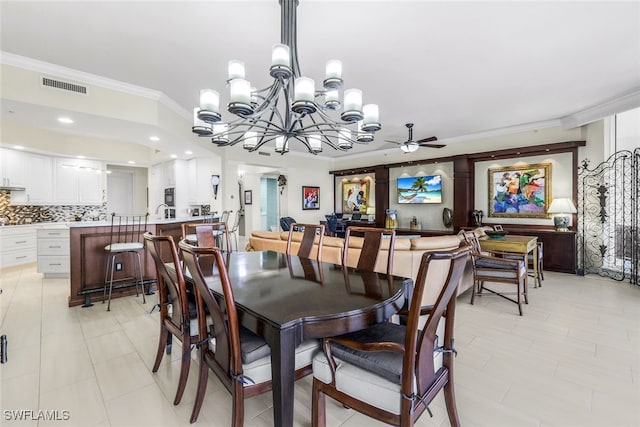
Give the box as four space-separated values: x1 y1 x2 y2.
192 108 213 136
272 44 290 67
324 59 343 89
338 129 352 149
229 79 254 115
324 90 340 110
308 134 322 153
275 136 289 153
341 88 364 122
294 77 315 102
361 104 381 132
211 123 229 144
228 60 245 80
243 131 258 149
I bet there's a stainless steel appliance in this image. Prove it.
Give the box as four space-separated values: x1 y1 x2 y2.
164 188 175 207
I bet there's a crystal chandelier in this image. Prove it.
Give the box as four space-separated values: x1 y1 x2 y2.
191 0 381 155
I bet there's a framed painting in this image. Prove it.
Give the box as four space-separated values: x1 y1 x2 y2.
488 163 551 218
302 186 320 210
342 180 369 213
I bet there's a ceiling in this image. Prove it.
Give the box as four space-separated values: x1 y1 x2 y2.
1 1 639 160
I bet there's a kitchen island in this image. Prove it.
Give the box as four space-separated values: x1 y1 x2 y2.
68 217 198 307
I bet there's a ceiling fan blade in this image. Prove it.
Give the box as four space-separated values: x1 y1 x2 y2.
418 143 446 148
416 136 438 143
384 140 403 145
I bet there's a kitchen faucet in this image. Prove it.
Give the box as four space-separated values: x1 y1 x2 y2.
154 203 169 216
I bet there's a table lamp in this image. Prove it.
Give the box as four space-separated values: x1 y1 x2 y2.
548 198 576 231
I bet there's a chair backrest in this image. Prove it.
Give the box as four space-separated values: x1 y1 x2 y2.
461 230 483 255
179 241 242 380
182 222 230 249
343 226 396 275
280 216 296 231
108 213 148 244
219 210 232 225
286 223 325 261
402 247 470 404
144 232 191 333
324 215 338 234
229 210 241 233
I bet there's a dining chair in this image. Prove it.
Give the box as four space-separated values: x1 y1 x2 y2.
228 210 242 251
179 241 318 425
181 222 231 251
143 232 199 405
311 246 471 427
343 226 396 275
503 241 544 287
286 223 325 262
103 212 148 311
462 231 528 315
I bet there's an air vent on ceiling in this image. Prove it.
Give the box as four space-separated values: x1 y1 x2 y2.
258 151 271 156
41 76 88 95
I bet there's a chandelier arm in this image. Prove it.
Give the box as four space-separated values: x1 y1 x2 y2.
248 134 282 152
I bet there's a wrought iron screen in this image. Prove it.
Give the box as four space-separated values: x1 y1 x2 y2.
577 148 639 284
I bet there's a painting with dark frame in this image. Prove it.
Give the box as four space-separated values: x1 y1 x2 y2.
244 190 252 205
488 163 551 218
342 180 369 214
302 186 320 210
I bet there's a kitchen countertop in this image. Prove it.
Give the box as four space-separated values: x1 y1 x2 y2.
0 216 199 229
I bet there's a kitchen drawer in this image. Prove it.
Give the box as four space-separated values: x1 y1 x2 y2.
37 229 69 239
1 234 36 251
37 238 70 255
1 249 37 268
37 256 70 275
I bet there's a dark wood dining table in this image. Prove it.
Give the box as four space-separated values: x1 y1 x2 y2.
176 250 412 427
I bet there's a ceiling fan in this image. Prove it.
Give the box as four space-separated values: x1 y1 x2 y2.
385 123 445 153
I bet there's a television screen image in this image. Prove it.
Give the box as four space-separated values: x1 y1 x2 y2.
397 175 442 204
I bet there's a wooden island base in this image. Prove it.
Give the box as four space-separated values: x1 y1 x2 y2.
68 219 192 307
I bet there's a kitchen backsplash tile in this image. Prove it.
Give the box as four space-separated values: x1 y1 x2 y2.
0 190 107 225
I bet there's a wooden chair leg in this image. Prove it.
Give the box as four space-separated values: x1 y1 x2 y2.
152 327 168 373
312 379 326 427
232 381 244 427
443 379 461 427
189 352 209 423
173 339 192 405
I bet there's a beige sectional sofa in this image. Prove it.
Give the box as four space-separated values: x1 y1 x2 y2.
246 230 473 302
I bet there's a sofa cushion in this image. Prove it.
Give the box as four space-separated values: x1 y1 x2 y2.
252 230 282 240
410 235 461 251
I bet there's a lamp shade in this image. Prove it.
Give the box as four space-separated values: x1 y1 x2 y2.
548 198 577 214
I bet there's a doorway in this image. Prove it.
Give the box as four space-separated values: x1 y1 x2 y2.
260 177 279 231
106 165 148 215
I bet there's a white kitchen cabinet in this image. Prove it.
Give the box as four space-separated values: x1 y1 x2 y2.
12 153 53 205
37 227 70 277
187 157 214 205
0 147 26 188
53 157 105 205
0 225 37 268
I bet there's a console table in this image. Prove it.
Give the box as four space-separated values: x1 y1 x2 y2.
495 227 576 274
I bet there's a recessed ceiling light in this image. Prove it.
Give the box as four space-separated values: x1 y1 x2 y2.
128 160 136 164
185 150 193 155
170 154 177 159
13 145 24 150
58 117 74 124
149 136 160 142
77 155 85 159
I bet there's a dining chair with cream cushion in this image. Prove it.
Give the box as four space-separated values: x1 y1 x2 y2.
311 246 471 427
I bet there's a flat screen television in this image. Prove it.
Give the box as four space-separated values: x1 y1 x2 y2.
397 175 442 204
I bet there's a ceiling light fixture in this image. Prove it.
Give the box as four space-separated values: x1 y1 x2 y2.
400 142 419 153
58 117 74 124
191 0 381 155
150 136 160 142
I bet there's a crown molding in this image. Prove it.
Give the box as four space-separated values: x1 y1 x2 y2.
560 89 640 130
0 51 191 120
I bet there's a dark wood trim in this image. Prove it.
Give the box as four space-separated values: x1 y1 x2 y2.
329 140 586 237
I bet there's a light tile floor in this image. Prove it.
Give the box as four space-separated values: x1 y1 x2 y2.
1 251 639 426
